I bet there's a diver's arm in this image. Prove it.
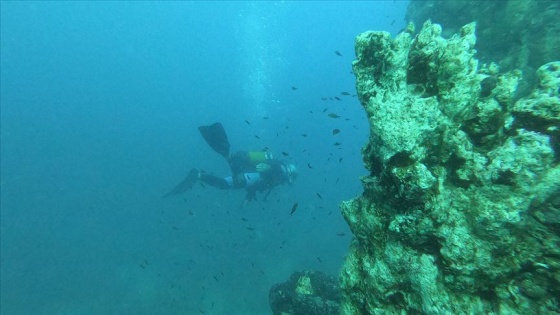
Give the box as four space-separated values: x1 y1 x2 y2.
239 189 257 209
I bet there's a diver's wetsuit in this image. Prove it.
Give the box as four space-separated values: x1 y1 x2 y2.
163 122 296 202
199 151 287 199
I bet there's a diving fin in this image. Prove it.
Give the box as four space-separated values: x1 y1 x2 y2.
198 122 230 159
162 168 199 198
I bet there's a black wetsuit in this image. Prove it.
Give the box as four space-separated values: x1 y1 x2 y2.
199 151 288 200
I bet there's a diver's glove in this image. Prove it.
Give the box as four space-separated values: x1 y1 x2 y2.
256 163 271 172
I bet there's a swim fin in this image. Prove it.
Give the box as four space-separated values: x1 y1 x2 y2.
162 168 199 198
198 122 230 159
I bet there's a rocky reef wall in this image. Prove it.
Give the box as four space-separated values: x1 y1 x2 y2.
340 20 560 314
406 0 560 74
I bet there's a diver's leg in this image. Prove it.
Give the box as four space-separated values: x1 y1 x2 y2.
199 173 233 189
162 168 200 198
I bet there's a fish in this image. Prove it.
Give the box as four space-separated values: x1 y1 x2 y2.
291 86 298 90
254 135 260 139
241 217 248 221
245 120 251 125
301 134 308 137
339 158 343 163
391 19 396 26
334 96 342 101
316 192 323 200
290 202 299 215
334 142 342 146
335 50 342 56
323 108 329 113
246 226 255 231
341 92 350 95
262 116 269 119
321 97 327 100
328 113 340 118
332 128 340 135
307 163 313 169
317 257 322 263
282 151 289 156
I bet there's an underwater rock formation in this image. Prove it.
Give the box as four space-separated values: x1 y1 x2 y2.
406 0 560 74
340 20 560 314
269 270 340 315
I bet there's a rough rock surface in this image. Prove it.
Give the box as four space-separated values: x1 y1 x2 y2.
269 270 340 315
340 20 560 314
406 0 560 74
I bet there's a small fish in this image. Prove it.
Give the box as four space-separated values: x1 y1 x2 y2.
316 192 323 200
341 92 350 95
334 142 342 146
336 233 346 236
262 116 269 119
246 226 255 231
301 134 308 137
335 50 342 56
323 108 329 113
282 151 289 156
334 96 342 101
321 97 327 100
317 257 322 263
254 135 260 139
328 113 340 118
338 158 343 163
291 86 298 90
391 19 396 26
290 202 299 215
213 275 218 281
307 163 313 169
332 128 340 135
245 120 251 125
172 225 179 230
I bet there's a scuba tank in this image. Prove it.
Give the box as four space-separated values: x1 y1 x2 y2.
247 151 273 163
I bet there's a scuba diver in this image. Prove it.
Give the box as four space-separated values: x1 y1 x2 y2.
163 122 298 207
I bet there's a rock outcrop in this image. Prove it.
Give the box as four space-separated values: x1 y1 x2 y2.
269 270 340 315
406 0 560 74
340 20 559 314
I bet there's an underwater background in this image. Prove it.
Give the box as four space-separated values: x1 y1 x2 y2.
0 2 407 314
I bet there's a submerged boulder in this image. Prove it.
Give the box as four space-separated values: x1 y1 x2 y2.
269 270 340 315
340 20 559 314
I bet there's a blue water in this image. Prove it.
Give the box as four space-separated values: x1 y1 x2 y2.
0 2 407 314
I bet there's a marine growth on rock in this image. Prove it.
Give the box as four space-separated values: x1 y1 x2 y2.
340 20 560 315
